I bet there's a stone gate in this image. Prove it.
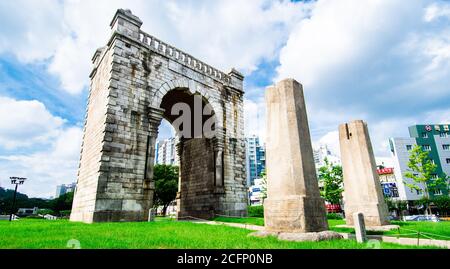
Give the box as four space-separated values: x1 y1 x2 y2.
70 9 247 223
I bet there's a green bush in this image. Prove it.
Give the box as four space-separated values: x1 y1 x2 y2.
432 196 450 215
25 215 44 219
248 205 264 217
59 210 71 217
38 209 55 216
326 213 343 220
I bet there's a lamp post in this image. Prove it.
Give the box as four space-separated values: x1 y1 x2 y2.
9 177 26 221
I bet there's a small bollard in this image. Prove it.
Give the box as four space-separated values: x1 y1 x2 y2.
148 208 156 222
353 212 367 243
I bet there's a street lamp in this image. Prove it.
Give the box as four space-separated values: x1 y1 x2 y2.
9 177 26 221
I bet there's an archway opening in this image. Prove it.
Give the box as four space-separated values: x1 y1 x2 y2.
151 88 221 220
153 119 179 216
159 88 216 139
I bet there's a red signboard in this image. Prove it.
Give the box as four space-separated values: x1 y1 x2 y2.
325 204 342 213
377 167 394 175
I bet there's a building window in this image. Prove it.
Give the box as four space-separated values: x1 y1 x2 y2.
446 158 450 164
440 132 448 138
443 144 450 151
422 145 431 151
416 189 422 195
406 145 412 151
421 132 428 138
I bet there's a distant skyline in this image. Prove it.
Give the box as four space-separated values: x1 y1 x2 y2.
1 0 449 197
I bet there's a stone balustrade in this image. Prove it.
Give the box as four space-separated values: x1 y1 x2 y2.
139 31 231 84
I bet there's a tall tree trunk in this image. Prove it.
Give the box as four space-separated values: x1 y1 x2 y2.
163 205 168 216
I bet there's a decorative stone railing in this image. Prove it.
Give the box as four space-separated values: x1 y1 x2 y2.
139 31 231 84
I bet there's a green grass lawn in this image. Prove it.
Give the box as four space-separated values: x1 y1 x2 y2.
327 219 450 240
0 219 439 249
214 216 450 241
384 221 450 240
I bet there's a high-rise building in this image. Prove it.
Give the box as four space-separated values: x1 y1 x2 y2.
155 137 179 166
389 124 450 201
55 182 76 198
245 135 266 186
313 144 341 169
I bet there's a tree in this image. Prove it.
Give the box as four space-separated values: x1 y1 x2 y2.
51 191 74 213
38 209 55 216
404 145 448 215
385 198 408 219
0 187 74 216
432 196 450 216
318 158 343 205
0 187 51 214
153 164 179 216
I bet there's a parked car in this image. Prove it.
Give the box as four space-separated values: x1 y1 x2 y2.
403 215 440 222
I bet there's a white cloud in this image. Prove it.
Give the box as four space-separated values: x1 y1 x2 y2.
376 157 395 168
244 95 266 141
315 130 340 156
164 0 311 74
424 1 450 22
0 127 83 198
0 96 82 198
1 0 311 94
0 0 65 62
276 0 450 159
0 96 65 149
276 0 424 87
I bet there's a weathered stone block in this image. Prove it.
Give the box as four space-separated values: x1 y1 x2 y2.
339 120 389 227
264 79 328 233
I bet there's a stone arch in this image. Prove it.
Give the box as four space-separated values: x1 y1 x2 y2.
147 85 226 220
70 9 246 223
151 79 223 129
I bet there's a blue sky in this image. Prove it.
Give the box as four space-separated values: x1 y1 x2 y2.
0 0 449 198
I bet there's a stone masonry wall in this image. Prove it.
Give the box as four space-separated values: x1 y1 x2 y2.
177 138 215 219
70 46 112 223
70 9 247 223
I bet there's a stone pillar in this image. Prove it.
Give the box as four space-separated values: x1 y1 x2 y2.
339 120 389 226
142 107 164 219
353 212 367 243
146 107 164 181
175 140 183 218
213 137 225 192
264 79 328 233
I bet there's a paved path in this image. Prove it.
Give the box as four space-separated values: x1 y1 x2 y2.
192 220 265 231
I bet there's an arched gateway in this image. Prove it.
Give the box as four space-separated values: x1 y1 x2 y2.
70 9 247 223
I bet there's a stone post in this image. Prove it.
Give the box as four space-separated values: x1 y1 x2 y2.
339 120 389 226
353 212 367 243
148 208 157 222
264 79 328 233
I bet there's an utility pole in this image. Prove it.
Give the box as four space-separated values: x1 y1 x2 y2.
9 177 26 222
